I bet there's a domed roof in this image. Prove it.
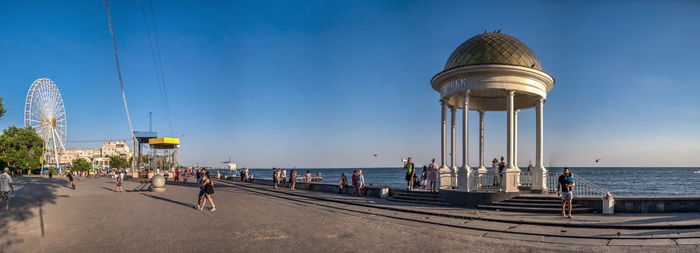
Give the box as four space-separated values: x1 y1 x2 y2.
444 32 542 71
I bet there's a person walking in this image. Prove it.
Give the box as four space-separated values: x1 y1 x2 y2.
196 172 217 212
356 170 365 197
404 157 415 191
304 170 312 190
338 173 348 193
428 159 438 192
66 170 76 189
1 168 14 211
115 170 124 192
174 169 180 184
557 167 574 219
290 169 297 191
48 169 53 179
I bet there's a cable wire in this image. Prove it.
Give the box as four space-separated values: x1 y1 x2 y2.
103 0 136 139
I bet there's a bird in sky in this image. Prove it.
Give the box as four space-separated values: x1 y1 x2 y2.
595 158 601 163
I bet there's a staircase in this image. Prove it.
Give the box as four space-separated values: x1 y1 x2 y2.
387 190 452 206
477 195 594 213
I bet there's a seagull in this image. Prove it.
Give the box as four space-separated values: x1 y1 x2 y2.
595 158 601 163
373 154 378 157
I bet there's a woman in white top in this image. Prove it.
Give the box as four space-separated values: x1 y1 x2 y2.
357 170 365 197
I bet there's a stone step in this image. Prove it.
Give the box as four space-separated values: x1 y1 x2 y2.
477 204 593 214
491 201 585 208
391 195 447 202
391 190 440 196
386 197 453 206
513 195 563 200
502 198 564 204
392 192 440 198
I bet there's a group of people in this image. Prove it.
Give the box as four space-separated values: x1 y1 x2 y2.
404 157 439 192
239 167 252 182
194 170 216 212
337 170 365 196
270 168 315 191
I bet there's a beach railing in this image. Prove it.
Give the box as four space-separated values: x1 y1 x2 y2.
519 171 532 187
473 170 501 191
546 172 612 197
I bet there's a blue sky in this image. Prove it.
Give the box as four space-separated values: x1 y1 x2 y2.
1 0 699 168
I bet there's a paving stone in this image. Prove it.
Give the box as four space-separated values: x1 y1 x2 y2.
483 232 544 242
608 239 677 246
539 236 610 246
676 238 700 245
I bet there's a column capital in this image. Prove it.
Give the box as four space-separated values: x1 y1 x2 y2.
506 90 516 96
463 90 471 96
537 97 546 103
478 110 485 116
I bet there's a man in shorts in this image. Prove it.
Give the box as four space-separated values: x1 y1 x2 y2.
557 167 574 218
1 168 14 211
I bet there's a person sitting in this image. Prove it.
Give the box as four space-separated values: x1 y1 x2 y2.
338 173 348 193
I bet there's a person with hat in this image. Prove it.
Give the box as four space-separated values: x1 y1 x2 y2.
1 168 14 211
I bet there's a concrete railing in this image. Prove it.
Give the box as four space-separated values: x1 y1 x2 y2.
546 172 612 198
223 176 389 199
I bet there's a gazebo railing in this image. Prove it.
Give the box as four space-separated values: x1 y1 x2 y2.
472 171 501 191
519 171 532 187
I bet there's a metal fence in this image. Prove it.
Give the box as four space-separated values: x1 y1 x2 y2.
546 171 611 197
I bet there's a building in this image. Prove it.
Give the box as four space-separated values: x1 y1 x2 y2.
57 140 133 168
100 140 130 158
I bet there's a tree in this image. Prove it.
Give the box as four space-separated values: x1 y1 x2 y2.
108 156 129 168
71 158 92 171
0 126 44 174
0 97 5 119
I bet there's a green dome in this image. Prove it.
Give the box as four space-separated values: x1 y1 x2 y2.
444 32 542 71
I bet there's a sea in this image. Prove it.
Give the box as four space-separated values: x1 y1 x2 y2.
210 167 700 197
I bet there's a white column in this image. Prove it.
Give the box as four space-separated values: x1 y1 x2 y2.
458 91 471 191
514 109 519 169
440 101 447 169
450 106 457 187
532 98 548 193
478 111 487 171
439 100 451 189
503 90 520 192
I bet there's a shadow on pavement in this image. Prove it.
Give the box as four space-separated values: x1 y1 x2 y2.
0 177 61 252
141 193 193 208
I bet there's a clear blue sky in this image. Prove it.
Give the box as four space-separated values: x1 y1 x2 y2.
1 0 699 168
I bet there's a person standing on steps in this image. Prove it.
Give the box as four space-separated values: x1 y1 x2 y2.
404 157 415 191
498 156 506 187
1 168 14 211
428 159 438 192
557 167 574 219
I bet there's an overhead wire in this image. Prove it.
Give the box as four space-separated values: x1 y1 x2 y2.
103 0 136 140
140 0 174 136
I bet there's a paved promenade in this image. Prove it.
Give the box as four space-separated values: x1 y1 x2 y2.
1 177 699 253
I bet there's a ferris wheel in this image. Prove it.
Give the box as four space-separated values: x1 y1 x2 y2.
24 78 67 168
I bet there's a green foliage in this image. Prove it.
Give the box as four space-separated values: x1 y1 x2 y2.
0 97 5 119
71 158 92 171
108 156 130 168
0 126 44 173
48 166 56 174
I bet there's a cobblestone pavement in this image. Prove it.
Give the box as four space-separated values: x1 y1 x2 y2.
1 177 699 253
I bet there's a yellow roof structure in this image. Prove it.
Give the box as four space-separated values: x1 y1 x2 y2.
148 137 180 149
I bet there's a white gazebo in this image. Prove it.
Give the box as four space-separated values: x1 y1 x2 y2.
430 31 555 193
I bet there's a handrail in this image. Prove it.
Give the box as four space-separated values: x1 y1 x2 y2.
547 172 613 198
